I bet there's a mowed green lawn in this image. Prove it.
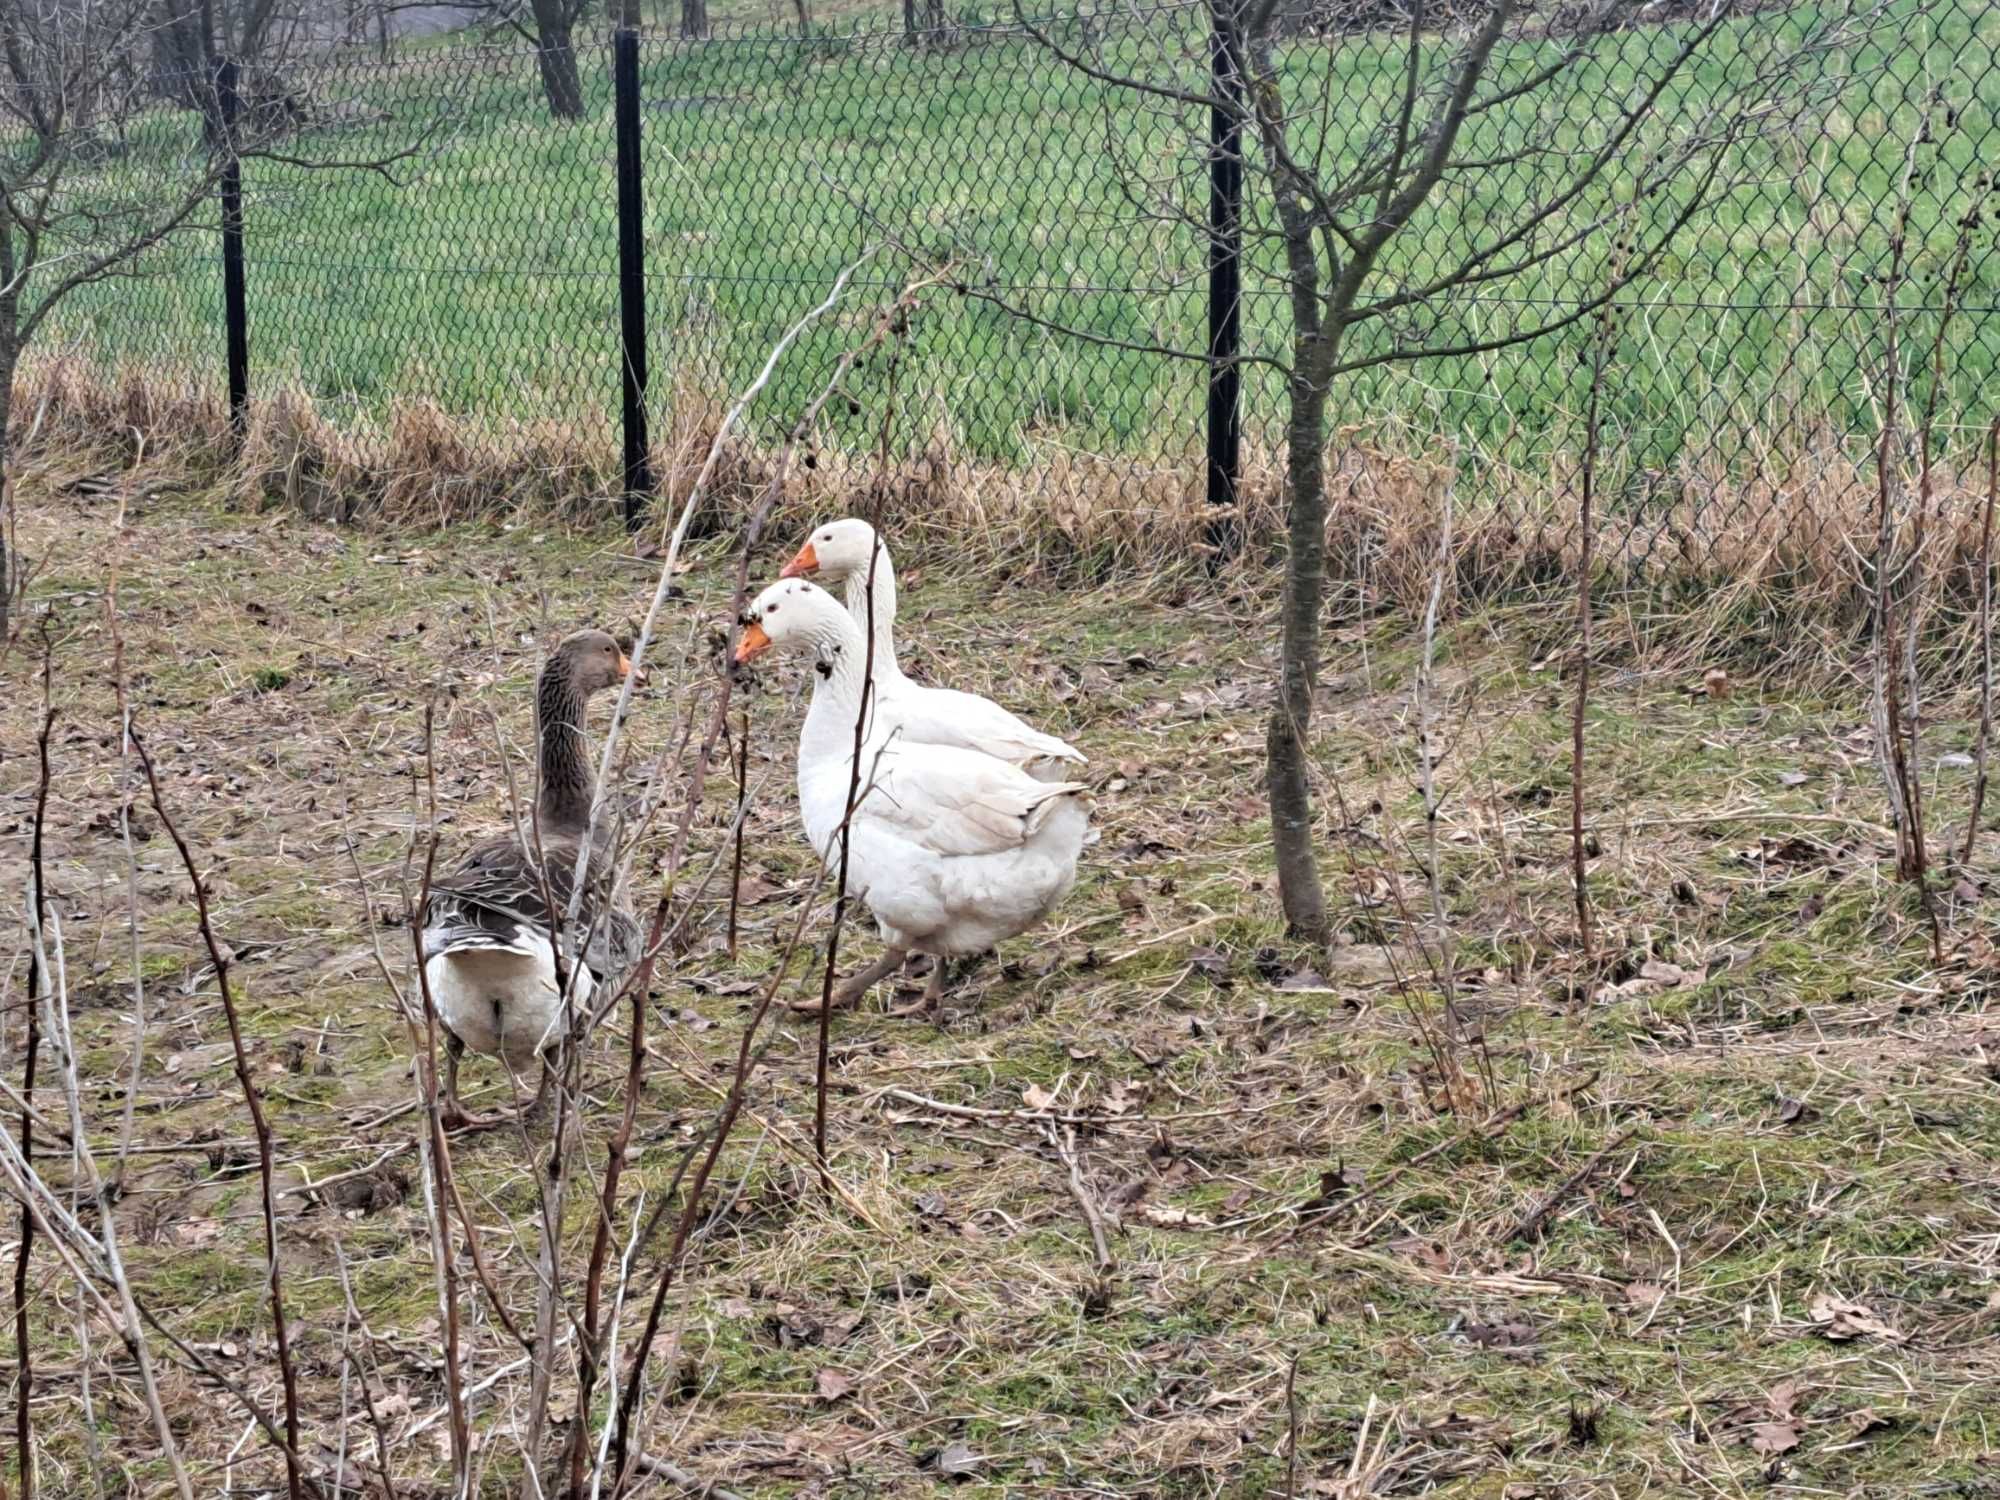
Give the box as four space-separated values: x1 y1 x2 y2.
40 0 2000 468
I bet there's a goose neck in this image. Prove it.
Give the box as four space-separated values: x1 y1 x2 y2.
535 668 595 835
840 548 903 684
799 613 884 766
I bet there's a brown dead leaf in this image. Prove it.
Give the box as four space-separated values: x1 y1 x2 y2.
1386 1237 1452 1273
1748 1419 1800 1456
1622 1281 1665 1312
1809 1291 1902 1342
815 1368 855 1403
734 873 781 907
1021 1083 1058 1111
1465 1320 1538 1352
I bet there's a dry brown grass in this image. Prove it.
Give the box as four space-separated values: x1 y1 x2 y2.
12 352 1999 673
3 467 1998 1497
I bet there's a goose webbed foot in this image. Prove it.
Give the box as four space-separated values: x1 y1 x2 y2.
441 1103 507 1134
791 947 909 1014
885 955 950 1019
437 1029 498 1132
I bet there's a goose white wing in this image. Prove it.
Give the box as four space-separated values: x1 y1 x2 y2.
885 684 1085 768
850 743 1087 857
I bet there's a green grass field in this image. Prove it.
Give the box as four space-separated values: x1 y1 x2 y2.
35 0 2000 474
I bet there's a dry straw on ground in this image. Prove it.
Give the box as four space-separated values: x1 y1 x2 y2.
5 464 1997 1496
16 351 1997 665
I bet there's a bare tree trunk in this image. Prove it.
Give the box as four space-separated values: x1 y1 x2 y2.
791 0 811 35
1 364 13 644
150 4 210 110
681 0 709 36
531 0 587 121
904 0 946 43
1244 15 1335 945
1267 366 1331 942
1 222 17 643
236 0 284 63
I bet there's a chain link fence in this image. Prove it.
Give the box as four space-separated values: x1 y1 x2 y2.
30 0 2000 613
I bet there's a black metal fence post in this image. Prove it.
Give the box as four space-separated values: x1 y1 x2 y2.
1205 0 1244 566
217 58 250 439
614 26 653 533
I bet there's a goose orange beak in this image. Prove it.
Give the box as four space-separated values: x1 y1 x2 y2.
616 653 634 679
734 622 772 665
778 541 819 580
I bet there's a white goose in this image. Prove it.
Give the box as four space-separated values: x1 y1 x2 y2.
736 579 1090 1013
780 517 1084 780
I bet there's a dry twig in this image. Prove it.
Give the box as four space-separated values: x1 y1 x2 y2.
133 726 309 1500
1965 417 1997 864
1046 1122 1116 1274
1508 1126 1639 1242
12 659 51 1500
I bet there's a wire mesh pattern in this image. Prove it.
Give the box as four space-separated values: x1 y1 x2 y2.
30 0 2000 593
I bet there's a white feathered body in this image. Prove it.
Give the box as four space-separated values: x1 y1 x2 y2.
796 666 1089 956
422 924 597 1072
